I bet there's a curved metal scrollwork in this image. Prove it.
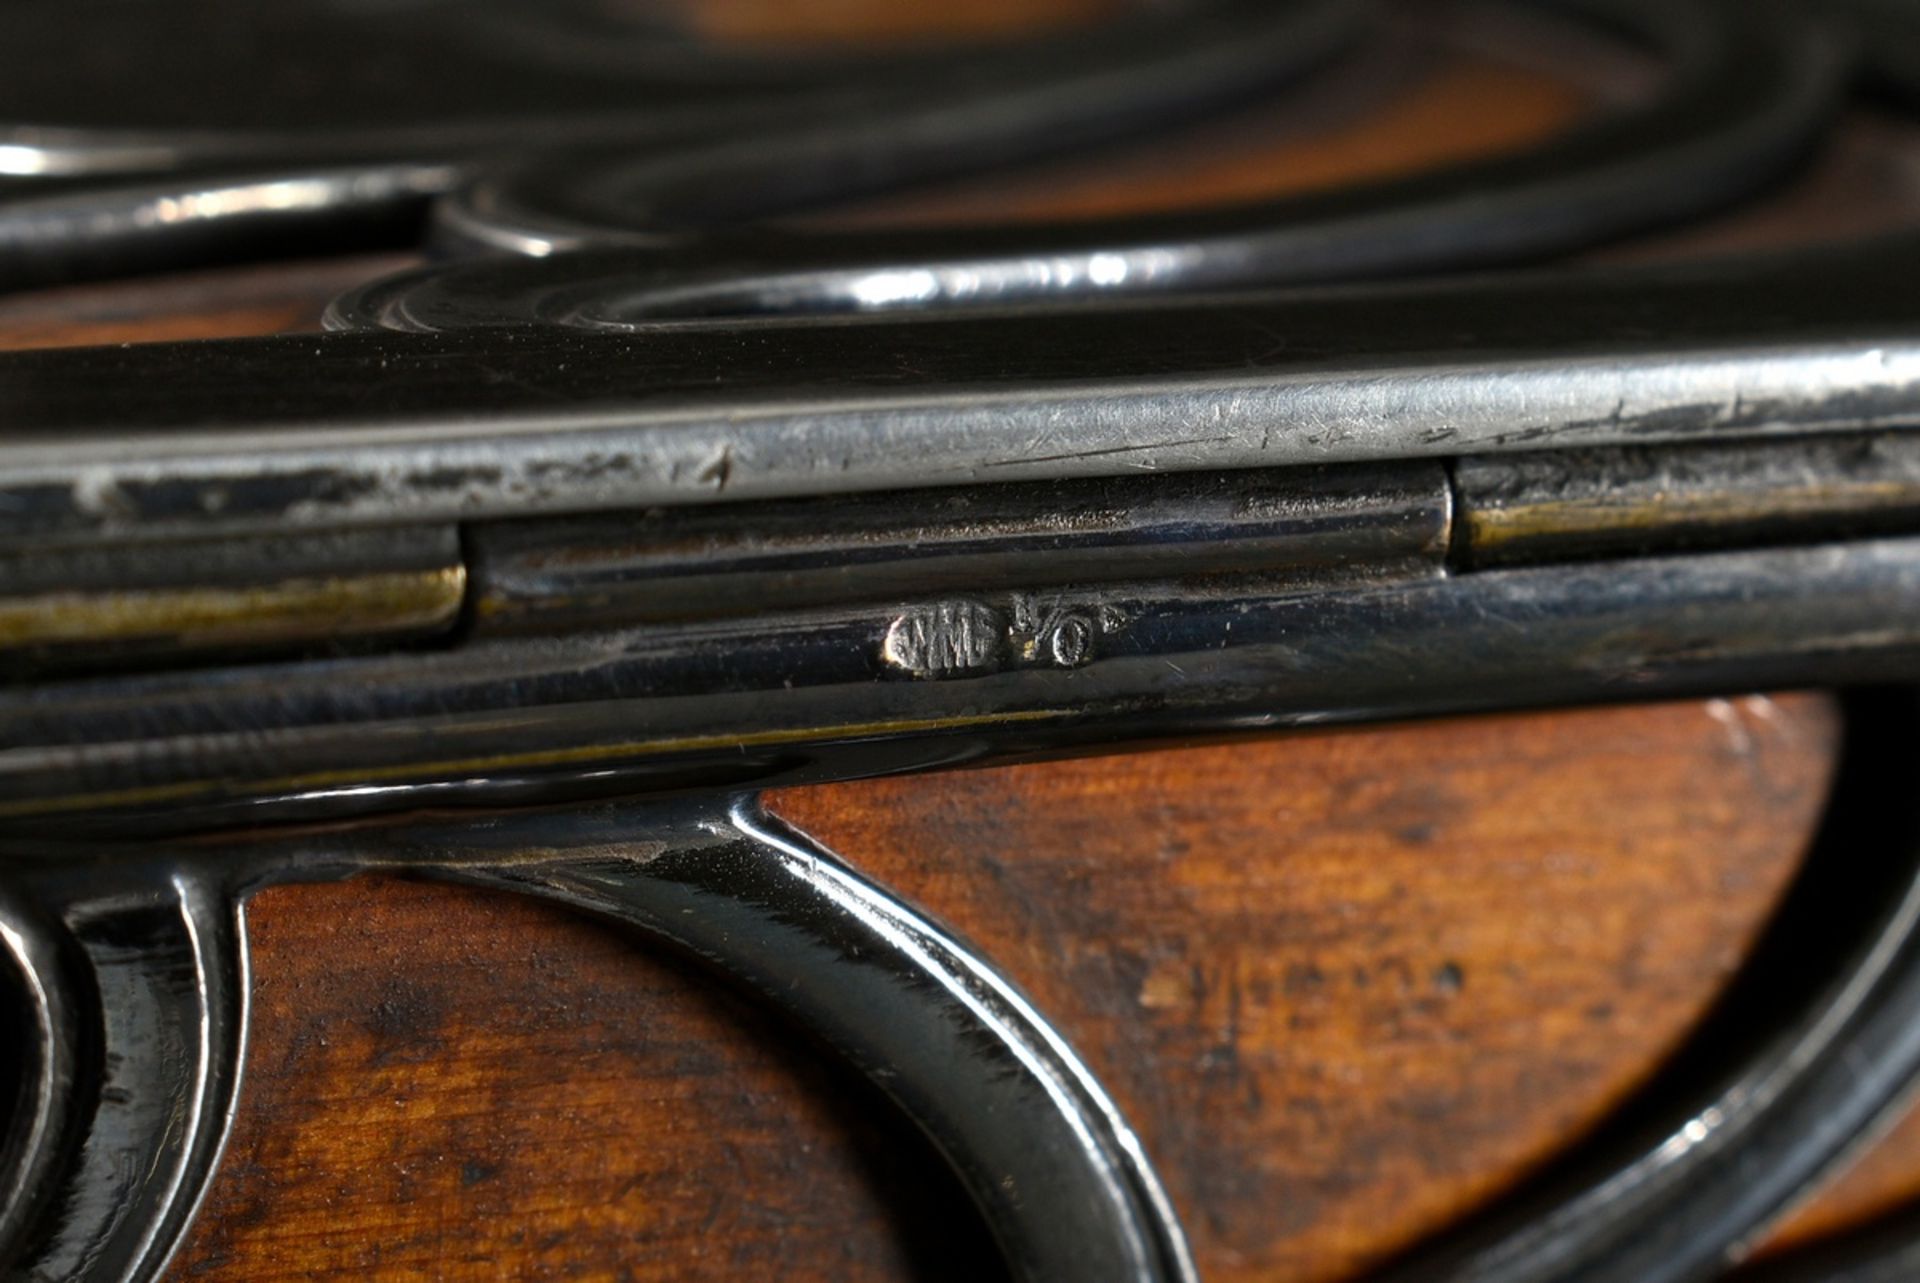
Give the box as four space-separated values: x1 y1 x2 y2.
405 0 1842 319
0 0 1858 300
421 803 1198 1283
8 699 1920 1282
0 0 1362 289
0 801 1195 1283
0 887 80 1266
6 0 1920 1278
0 867 247 1283
1366 692 1920 1282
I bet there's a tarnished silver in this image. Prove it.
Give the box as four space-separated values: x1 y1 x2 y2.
6 1 1920 1279
1 239 1915 547
9 528 1920 834
11 228 1920 1283
465 462 1451 634
0 866 247 1283
0 801 1196 1283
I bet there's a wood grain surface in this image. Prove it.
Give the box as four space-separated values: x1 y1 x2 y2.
168 697 1837 1281
0 2 1913 1275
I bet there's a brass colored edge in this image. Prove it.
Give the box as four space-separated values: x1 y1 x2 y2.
1465 481 1920 557
0 565 468 651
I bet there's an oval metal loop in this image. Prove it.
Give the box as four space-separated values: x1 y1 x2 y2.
0 885 81 1267
0 0 1267 174
365 799 1199 1283
1366 691 1920 1282
432 0 1368 258
0 867 248 1283
399 0 1844 327
8 695 1920 1283
0 0 1362 289
1 799 1197 1282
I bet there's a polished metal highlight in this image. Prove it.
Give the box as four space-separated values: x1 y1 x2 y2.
1372 694 1920 1283
466 462 1451 633
0 526 466 668
0 0 1363 288
1454 434 1920 568
3 238 1916 546
0 565 464 658
4 1 1920 1279
6 534 1919 834
0 866 247 1283
0 800 1196 1283
10 703 1920 1283
429 0 1841 310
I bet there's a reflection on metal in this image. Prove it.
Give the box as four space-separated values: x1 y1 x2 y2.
1455 434 1920 568
4 0 1920 1279
467 462 1452 632
0 163 464 292
432 0 1843 310
1370 693 1920 1282
0 886 77 1266
5 534 1920 832
0 525 466 670
0 239 1914 545
0 867 247 1283
0 0 1362 287
0 801 1194 1283
0 567 465 661
9 706 1920 1283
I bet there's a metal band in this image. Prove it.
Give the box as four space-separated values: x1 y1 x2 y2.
0 801 1196 1283
0 866 247 1283
7 532 1920 836
9 704 1920 1281
1372 691 1920 1281
418 0 1844 317
0 886 79 1267
0 0 1362 288
0 237 1905 547
425 802 1197 1283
